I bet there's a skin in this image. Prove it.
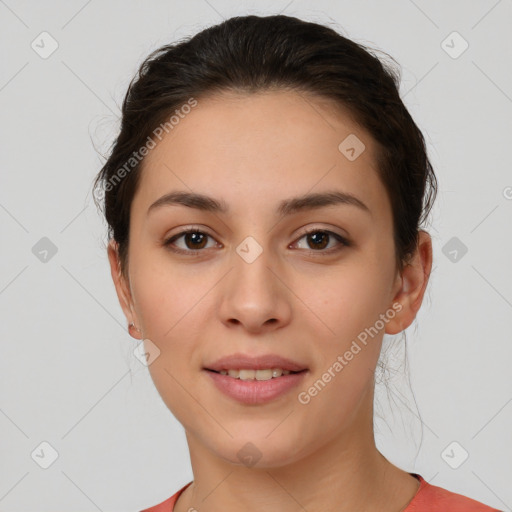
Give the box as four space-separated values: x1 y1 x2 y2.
108 90 433 512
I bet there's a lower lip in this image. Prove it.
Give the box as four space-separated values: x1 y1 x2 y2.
203 369 308 405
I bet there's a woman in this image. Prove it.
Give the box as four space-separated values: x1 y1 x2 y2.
93 14 500 512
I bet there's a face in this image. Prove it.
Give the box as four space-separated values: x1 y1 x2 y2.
109 90 416 468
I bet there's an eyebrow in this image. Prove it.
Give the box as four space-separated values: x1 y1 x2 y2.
147 190 371 217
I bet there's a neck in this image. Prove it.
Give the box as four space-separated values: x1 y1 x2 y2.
174 385 420 512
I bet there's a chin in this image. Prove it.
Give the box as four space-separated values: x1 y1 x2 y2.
208 434 308 469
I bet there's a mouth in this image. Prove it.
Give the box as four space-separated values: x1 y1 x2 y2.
204 368 307 380
203 367 309 405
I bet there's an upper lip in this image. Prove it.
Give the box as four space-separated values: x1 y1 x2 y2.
204 353 308 372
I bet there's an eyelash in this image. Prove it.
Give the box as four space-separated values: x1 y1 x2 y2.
163 227 350 256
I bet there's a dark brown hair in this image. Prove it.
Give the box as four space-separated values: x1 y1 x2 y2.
92 14 437 279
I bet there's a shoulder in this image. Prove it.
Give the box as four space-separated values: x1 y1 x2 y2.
139 481 193 512
406 474 502 512
140 476 502 512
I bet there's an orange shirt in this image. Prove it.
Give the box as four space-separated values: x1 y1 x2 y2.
140 473 502 512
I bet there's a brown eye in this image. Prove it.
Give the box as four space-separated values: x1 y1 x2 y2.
294 229 349 253
182 232 208 250
306 231 329 250
164 229 217 253
164 227 349 256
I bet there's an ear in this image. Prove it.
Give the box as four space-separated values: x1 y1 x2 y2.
385 230 433 335
107 239 142 340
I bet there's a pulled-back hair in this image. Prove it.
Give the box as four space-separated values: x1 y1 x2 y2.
93 14 437 279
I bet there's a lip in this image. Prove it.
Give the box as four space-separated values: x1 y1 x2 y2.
204 353 308 372
204 368 308 405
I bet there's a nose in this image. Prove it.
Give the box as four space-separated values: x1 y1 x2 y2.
218 246 292 334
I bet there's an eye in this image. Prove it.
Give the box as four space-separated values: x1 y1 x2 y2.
163 227 350 255
164 228 219 254
292 228 350 254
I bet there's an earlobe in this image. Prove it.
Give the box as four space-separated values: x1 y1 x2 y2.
385 230 433 335
107 239 142 339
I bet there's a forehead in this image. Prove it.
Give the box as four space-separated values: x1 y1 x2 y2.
132 90 390 221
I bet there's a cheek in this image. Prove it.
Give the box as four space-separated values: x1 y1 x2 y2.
293 267 388 429
131 256 208 338
296 259 392 347
129 259 212 383
290 260 391 407
133 266 204 427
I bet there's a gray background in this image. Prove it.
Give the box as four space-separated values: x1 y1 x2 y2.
1 0 511 510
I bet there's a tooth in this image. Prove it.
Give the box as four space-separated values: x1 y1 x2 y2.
255 369 273 380
239 369 256 380
219 368 295 379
